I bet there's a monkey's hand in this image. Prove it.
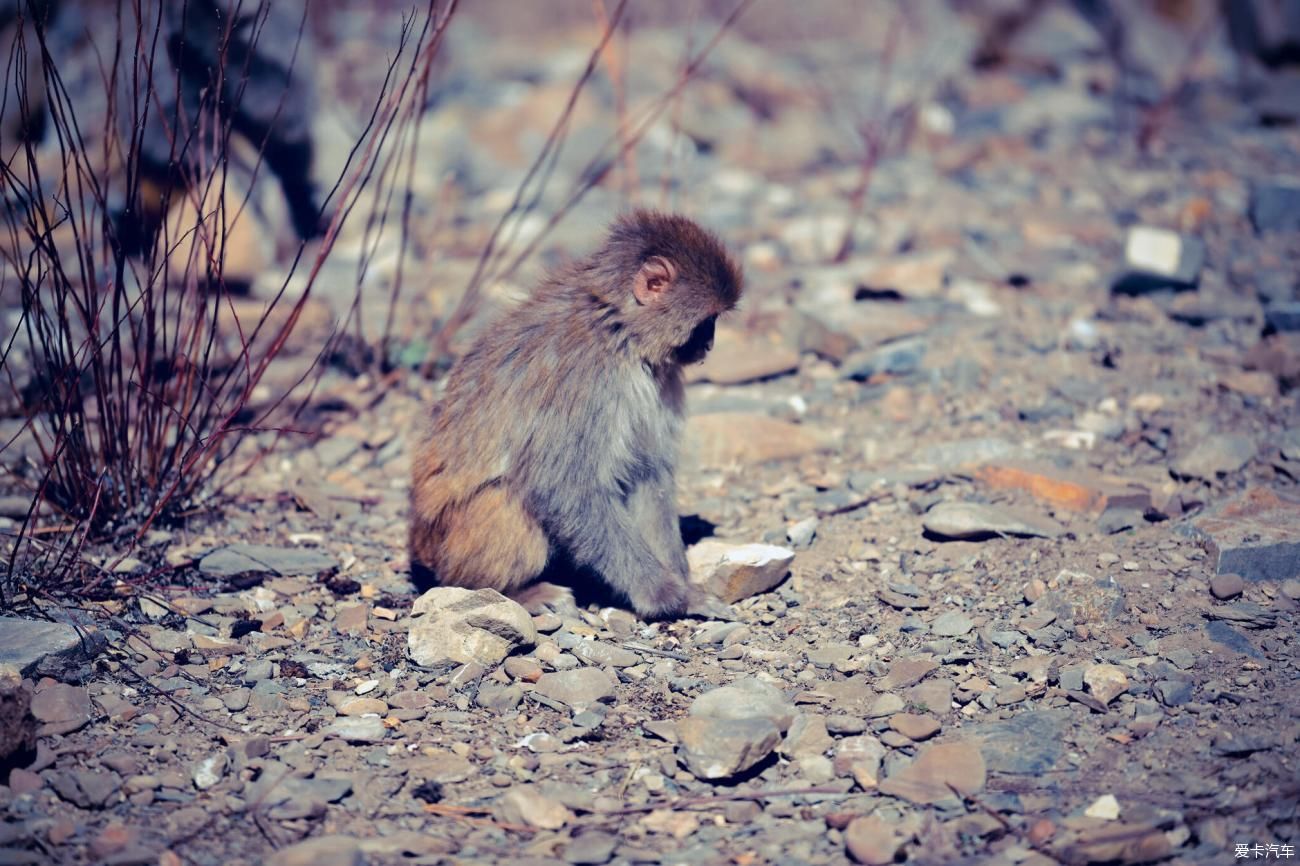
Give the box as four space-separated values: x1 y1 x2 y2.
685 586 737 621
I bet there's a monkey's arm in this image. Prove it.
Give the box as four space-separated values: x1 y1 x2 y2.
626 474 689 577
627 477 735 620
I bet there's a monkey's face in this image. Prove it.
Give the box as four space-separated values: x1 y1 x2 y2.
620 213 743 365
631 253 734 365
672 315 716 365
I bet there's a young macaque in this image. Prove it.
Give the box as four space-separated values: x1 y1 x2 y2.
409 210 743 619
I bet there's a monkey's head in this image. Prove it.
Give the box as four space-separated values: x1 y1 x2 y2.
601 210 744 366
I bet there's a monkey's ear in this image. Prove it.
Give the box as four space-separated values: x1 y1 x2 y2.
632 256 676 305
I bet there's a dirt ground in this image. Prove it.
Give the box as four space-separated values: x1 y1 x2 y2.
1 2 1298 865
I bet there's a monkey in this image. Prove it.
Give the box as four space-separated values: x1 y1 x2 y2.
409 209 743 620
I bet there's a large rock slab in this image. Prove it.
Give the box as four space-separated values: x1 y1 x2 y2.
845 815 907 865
688 677 796 732
533 668 616 710
687 541 793 603
1190 487 1300 581
877 741 986 805
971 709 1070 775
685 413 829 468
676 716 781 781
276 835 365 866
1172 434 1257 481
676 677 795 781
198 544 337 578
0 618 102 677
30 680 93 736
688 330 799 385
408 587 537 667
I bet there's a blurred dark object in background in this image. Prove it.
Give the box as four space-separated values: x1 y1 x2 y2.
1221 0 1300 68
0 0 53 146
1 0 324 258
970 0 1300 77
112 0 324 257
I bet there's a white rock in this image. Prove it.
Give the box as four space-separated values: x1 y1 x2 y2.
922 501 1064 540
192 753 228 790
687 541 794 603
1085 794 1121 820
1125 226 1183 275
498 785 573 829
408 587 537 667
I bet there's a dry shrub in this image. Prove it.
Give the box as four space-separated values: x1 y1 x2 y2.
0 1 455 596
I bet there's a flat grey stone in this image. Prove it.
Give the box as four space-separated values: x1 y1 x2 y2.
1265 302 1300 333
275 835 364 866
534 668 617 710
1172 434 1256 481
1203 621 1263 659
930 611 975 637
1250 177 1300 234
198 544 337 577
971 709 1070 775
688 677 796 732
840 338 927 381
676 715 780 781
564 830 618 865
922 501 1064 541
0 618 102 677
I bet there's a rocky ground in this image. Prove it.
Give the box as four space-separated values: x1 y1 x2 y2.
2 2 1299 865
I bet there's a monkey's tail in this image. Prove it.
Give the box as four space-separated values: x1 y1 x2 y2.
510 581 575 614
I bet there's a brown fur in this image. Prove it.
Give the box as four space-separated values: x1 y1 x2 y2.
409 210 743 618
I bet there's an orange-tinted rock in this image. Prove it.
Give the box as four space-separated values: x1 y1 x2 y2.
975 460 1150 515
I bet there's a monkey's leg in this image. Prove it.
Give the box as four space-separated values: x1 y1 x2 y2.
626 474 688 576
220 0 326 241
626 476 733 620
432 486 550 594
